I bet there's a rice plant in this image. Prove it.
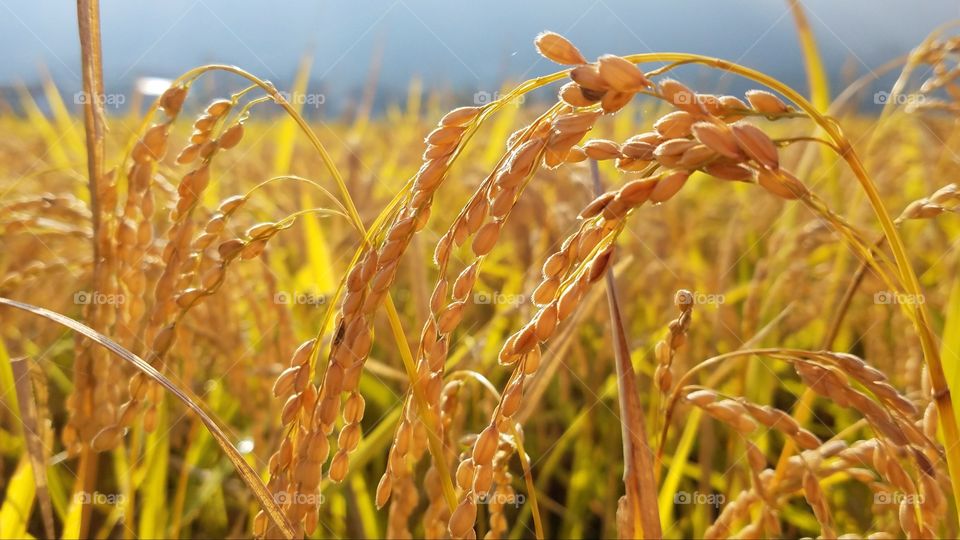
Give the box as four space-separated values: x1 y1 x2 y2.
1 3 960 539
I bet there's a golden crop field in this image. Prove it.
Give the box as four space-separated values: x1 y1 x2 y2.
1 2 959 539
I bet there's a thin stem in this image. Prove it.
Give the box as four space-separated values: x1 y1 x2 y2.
446 371 545 539
772 136 842 153
76 0 105 264
243 175 352 219
74 1 106 535
510 430 545 540
770 235 885 489
657 348 788 463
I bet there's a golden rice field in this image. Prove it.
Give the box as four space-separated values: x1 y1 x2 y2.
1 3 960 539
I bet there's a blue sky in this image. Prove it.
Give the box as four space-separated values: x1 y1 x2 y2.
1 0 957 104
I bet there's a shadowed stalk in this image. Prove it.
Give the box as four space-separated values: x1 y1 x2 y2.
10 357 55 539
590 160 661 539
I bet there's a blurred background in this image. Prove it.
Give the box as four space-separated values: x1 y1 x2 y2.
1 0 958 113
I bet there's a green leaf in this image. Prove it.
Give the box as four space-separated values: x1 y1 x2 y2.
942 276 960 423
138 402 169 539
0 458 37 539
